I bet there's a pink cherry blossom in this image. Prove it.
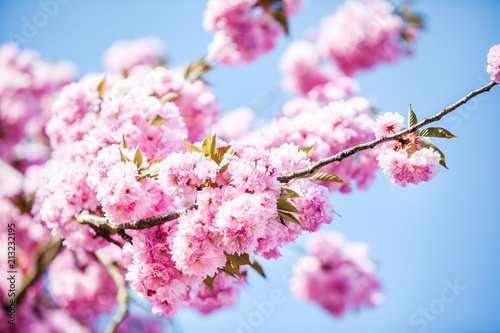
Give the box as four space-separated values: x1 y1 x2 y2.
204 0 300 64
374 112 406 138
290 232 382 317
0 278 92 333
317 0 410 75
0 43 73 164
103 38 166 75
189 269 247 314
243 97 379 193
487 43 500 83
47 248 117 320
377 143 441 187
280 40 358 101
122 225 199 317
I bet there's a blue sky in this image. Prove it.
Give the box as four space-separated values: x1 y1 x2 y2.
1 1 500 332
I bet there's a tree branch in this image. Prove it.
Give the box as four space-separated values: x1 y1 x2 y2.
95 249 129 333
78 205 196 236
117 205 195 230
277 81 498 183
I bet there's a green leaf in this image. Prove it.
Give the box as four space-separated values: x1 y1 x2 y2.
218 259 240 277
418 141 448 169
184 138 201 153
277 211 302 226
309 172 350 184
148 158 164 165
255 0 275 7
160 92 181 103
144 163 162 179
210 133 217 160
250 259 266 278
277 200 300 213
226 252 252 266
97 77 106 99
278 217 288 227
418 127 459 139
203 274 216 295
121 135 129 149
218 162 230 174
298 144 315 159
133 148 143 168
279 187 301 200
400 5 424 28
119 148 129 163
217 146 233 172
218 266 236 278
223 252 266 279
201 132 212 157
213 146 232 164
271 6 288 34
184 58 213 82
149 115 166 126
408 104 418 128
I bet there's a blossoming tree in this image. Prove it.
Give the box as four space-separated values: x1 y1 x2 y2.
1 0 499 332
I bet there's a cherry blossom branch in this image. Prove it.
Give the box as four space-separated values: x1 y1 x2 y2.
277 81 498 183
77 81 497 237
95 249 128 333
78 205 196 238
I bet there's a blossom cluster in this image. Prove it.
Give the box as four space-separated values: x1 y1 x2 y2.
26 34 335 317
243 97 379 193
103 37 166 75
47 248 118 321
487 43 500 84
34 58 220 249
279 40 359 101
0 162 51 297
0 161 96 332
374 112 442 187
278 0 419 102
317 0 416 75
290 232 382 317
1 0 489 328
203 0 302 64
121 140 334 316
0 278 93 333
273 0 423 193
0 43 73 166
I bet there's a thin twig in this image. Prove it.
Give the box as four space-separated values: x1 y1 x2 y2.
91 225 124 248
277 81 498 183
118 205 195 230
78 210 118 232
117 230 132 243
95 249 129 333
78 205 196 235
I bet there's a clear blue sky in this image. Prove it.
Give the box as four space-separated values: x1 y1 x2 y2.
1 1 499 332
